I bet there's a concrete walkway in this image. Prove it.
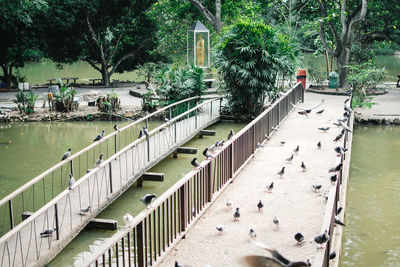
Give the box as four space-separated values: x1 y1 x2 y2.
158 92 347 267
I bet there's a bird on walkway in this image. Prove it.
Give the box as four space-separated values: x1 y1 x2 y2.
191 158 200 169
330 174 338 183
333 122 341 127
94 154 104 168
335 146 348 155
333 130 345 142
291 99 325 115
323 194 329 203
294 145 300 154
93 130 105 142
337 207 343 215
249 229 257 239
334 216 346 226
79 205 91 215
266 182 274 193
301 161 307 172
68 174 75 190
141 194 156 208
280 141 286 146
329 162 343 173
174 261 192 267
257 200 264 212
138 129 143 139
233 207 240 221
216 224 225 235
316 109 324 114
123 213 134 227
273 216 279 230
317 141 322 149
114 124 119 132
277 167 285 177
40 228 57 237
318 126 330 132
329 251 337 260
338 117 348 123
285 154 294 163
226 199 232 209
228 129 234 140
298 110 308 116
61 148 71 161
339 121 352 132
312 184 322 192
294 232 304 245
313 230 330 248
143 127 149 138
243 242 311 267
202 148 212 159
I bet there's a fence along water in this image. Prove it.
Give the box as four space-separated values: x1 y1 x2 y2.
0 96 222 267
84 83 304 267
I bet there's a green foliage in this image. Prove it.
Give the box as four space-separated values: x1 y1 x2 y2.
347 62 386 108
156 65 206 104
100 90 120 113
54 79 78 112
371 41 399 55
213 19 297 117
136 62 166 85
141 89 159 112
350 44 375 64
13 89 38 114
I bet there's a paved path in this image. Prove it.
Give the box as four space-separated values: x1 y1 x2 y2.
158 92 347 267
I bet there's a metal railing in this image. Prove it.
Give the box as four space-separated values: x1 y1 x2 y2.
84 83 304 267
313 94 354 267
0 97 222 267
0 96 204 236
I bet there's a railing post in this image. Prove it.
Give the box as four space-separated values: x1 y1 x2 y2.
114 135 117 154
70 160 74 177
210 101 213 119
54 203 60 240
179 185 187 232
207 162 213 202
174 121 177 143
8 200 13 229
195 107 198 129
169 107 172 120
137 222 144 267
147 136 150 162
109 162 113 193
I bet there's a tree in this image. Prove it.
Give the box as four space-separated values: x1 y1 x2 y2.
41 0 161 86
316 0 370 87
214 19 297 117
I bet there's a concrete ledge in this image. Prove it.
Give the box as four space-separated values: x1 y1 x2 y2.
86 218 118 231
143 172 165 182
198 130 216 138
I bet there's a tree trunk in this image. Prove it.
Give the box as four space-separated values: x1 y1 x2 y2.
101 66 111 86
1 65 13 90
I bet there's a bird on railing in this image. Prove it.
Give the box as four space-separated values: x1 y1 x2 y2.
257 200 264 212
277 167 285 177
79 205 91 216
333 130 345 142
334 216 346 227
202 148 212 159
318 126 330 132
312 184 322 192
339 121 352 133
338 117 348 123
301 161 307 172
294 232 304 245
93 130 105 142
317 141 322 149
216 224 225 235
329 162 343 173
266 182 274 193
40 228 57 238
143 127 149 138
94 154 104 168
316 109 324 114
333 122 341 127
273 216 279 230
335 146 347 155
68 174 75 190
164 116 170 123
249 229 257 239
285 154 293 164
329 251 337 260
191 158 200 169
227 129 234 140
218 139 225 148
123 213 134 227
313 230 330 249
138 129 143 139
233 207 240 221
243 241 311 267
294 145 300 154
141 194 156 208
61 148 71 161
330 174 338 184
337 207 343 215
114 124 120 132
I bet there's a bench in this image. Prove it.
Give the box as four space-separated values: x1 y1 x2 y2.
89 78 103 85
47 77 79 85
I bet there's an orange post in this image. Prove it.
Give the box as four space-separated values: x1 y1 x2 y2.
297 69 307 90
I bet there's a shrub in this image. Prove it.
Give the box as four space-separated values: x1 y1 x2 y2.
14 90 38 114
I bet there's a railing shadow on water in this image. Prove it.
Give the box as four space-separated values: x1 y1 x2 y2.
83 83 304 267
0 96 223 267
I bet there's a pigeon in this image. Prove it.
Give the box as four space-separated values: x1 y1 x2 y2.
233 207 240 221
317 141 322 149
208 142 218 154
257 142 264 148
79 205 91 215
318 127 330 132
294 232 304 245
301 161 307 172
344 105 352 113
330 174 338 183
280 141 286 146
164 117 170 123
216 224 225 234
266 182 274 193
40 228 56 237
316 109 324 114
93 130 105 142
257 200 264 212
344 97 350 104
334 216 346 226
337 207 343 215
68 174 75 190
94 154 104 167
298 110 308 116
338 117 348 123
218 139 225 148
285 154 294 163
114 124 119 132
291 99 324 114
333 130 345 142
333 122 341 127
243 243 311 267
61 148 71 161
294 145 299 154
175 261 191 267
312 184 322 192
143 127 149 138
277 167 285 177
339 121 352 132
334 146 348 155
123 213 134 227
202 148 212 159
141 194 156 208
226 199 232 209
138 129 143 139
329 251 337 260
249 229 257 239
314 230 330 248
191 158 200 169
273 216 279 230
228 129 234 140
323 194 329 203
347 88 353 95
343 111 350 118
329 162 343 173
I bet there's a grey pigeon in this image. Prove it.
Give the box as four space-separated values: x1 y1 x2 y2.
280 141 286 146
277 167 285 177
317 141 322 149
94 154 104 167
191 158 200 169
301 161 307 172
316 109 324 114
329 162 343 173
40 228 56 237
79 205 91 215
93 130 105 142
312 184 322 192
266 182 274 193
333 122 341 127
337 207 343 215
233 207 240 221
257 200 264 211
292 99 324 114
226 199 232 208
202 148 212 159
285 154 294 163
314 230 330 248
335 146 347 155
294 232 304 245
228 129 234 140
294 145 300 154
138 129 143 139
330 174 338 183
329 251 336 260
114 124 119 132
318 127 330 132
333 130 345 142
273 216 279 230
339 121 352 132
216 224 225 234
249 229 257 239
61 148 71 161
143 127 149 138
68 174 75 190
141 194 156 208
334 216 346 226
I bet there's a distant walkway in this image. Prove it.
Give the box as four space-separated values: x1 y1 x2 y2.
159 92 347 266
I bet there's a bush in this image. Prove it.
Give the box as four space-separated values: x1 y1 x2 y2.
213 19 297 117
99 90 120 113
54 79 78 112
14 90 38 114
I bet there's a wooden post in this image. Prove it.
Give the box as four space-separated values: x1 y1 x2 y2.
179 185 186 232
137 222 144 267
54 203 60 240
8 200 13 229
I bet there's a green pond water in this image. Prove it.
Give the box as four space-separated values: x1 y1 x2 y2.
340 125 400 267
0 120 245 266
